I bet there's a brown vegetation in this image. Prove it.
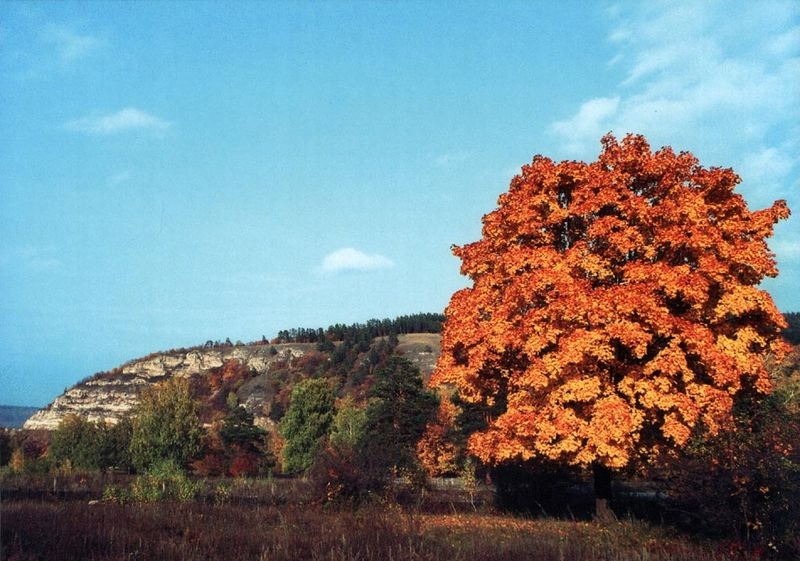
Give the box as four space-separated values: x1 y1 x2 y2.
2 494 760 561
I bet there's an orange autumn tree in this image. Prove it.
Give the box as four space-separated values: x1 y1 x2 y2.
416 395 460 476
431 134 790 509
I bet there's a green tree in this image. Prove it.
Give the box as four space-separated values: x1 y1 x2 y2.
129 378 203 473
279 378 335 474
329 396 369 454
361 357 438 475
221 406 267 451
97 416 133 472
49 414 100 471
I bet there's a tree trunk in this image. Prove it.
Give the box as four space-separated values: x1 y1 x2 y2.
593 462 615 523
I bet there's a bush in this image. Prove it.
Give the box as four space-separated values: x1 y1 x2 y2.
663 392 800 558
308 446 378 505
105 460 203 504
101 484 131 504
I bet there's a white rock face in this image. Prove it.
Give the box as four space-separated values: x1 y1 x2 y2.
23 344 307 430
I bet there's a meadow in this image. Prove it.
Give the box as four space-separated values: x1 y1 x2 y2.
1 474 762 561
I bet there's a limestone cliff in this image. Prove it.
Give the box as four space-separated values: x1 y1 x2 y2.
23 344 310 430
23 333 441 431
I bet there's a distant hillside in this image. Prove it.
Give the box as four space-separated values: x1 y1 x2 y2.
783 312 800 345
0 406 39 428
25 313 444 431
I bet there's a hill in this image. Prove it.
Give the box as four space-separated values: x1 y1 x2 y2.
0 406 39 429
23 310 798 432
24 314 444 431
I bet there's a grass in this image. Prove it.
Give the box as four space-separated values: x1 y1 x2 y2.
2 496 760 561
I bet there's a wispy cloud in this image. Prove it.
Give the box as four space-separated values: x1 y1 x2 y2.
108 170 132 186
2 245 64 273
434 151 470 168
42 24 103 67
551 1 799 167
551 97 619 155
770 238 800 259
65 108 172 135
319 248 395 274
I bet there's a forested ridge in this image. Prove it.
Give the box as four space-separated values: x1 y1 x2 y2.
190 312 444 351
782 311 800 345
272 312 445 344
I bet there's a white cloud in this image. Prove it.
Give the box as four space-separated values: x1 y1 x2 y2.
435 151 470 167
551 97 619 154
770 237 800 259
766 25 800 57
320 248 394 273
65 108 172 135
2 245 65 273
108 170 132 186
42 24 102 66
742 147 794 185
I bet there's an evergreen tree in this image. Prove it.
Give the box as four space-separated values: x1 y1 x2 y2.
220 406 267 452
360 357 438 474
279 378 335 474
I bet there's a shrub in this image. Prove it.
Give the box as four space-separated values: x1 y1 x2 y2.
308 446 377 505
48 414 101 471
128 459 204 503
101 484 131 504
663 391 800 558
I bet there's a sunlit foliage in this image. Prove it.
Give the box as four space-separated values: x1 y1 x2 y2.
433 133 790 471
129 378 204 472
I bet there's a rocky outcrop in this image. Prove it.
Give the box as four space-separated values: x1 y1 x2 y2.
23 334 443 431
23 344 310 430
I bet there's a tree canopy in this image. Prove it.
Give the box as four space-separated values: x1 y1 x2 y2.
279 378 335 474
361 357 438 474
129 378 203 472
432 133 790 471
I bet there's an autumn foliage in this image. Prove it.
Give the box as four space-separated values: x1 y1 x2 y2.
416 394 460 476
432 134 790 471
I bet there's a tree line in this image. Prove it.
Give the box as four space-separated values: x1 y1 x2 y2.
1 354 440 503
783 311 800 345
273 313 444 344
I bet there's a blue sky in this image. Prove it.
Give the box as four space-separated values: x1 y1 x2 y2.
1 1 798 407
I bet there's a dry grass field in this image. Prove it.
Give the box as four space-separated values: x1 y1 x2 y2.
3 500 762 561
1 474 762 561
